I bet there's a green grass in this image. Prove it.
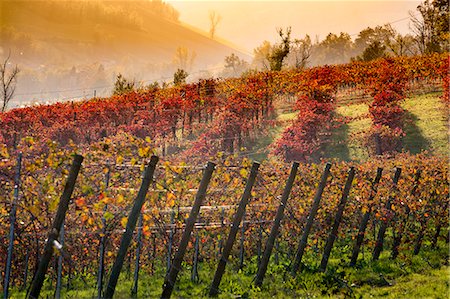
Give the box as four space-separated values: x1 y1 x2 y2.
277 111 297 122
10 239 449 298
401 92 448 156
355 267 449 298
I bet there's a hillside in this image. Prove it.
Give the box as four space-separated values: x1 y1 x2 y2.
1 0 250 106
1 0 249 65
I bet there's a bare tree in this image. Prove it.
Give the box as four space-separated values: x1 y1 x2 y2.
287 35 312 69
172 46 196 71
409 0 449 54
209 11 222 39
1 53 20 112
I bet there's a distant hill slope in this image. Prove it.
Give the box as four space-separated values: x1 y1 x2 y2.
1 0 251 106
1 0 250 68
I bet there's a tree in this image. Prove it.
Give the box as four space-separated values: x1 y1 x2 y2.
173 69 188 86
286 35 312 69
209 11 222 39
1 53 20 112
315 32 353 65
172 46 196 72
268 27 291 71
112 73 135 95
357 41 387 61
223 53 248 77
354 26 394 54
252 41 272 70
410 0 449 53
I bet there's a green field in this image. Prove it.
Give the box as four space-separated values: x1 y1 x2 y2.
11 239 448 298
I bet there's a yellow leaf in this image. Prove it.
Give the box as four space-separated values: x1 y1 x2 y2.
167 192 176 207
151 207 159 215
145 136 152 143
224 173 231 183
104 212 114 221
138 148 145 157
117 194 125 204
116 155 123 165
121 217 128 228
0 145 9 158
240 168 248 178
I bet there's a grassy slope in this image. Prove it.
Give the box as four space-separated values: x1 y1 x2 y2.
271 92 448 162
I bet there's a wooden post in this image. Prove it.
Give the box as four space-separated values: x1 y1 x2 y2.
191 232 200 283
431 223 441 249
161 162 216 299
55 222 65 299
97 166 111 299
239 212 245 270
4 152 22 299
132 214 144 296
350 167 383 266
104 156 159 299
22 247 30 291
391 169 421 259
291 163 332 275
209 162 259 296
166 209 175 274
255 162 299 288
257 221 263 268
217 208 225 258
372 167 401 261
319 167 355 272
28 154 83 299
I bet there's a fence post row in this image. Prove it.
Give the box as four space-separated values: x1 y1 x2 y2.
4 152 22 299
372 167 401 261
161 161 216 299
291 162 332 275
350 167 383 266
104 155 159 299
209 162 260 297
28 154 84 299
255 162 299 288
391 169 421 260
319 167 355 272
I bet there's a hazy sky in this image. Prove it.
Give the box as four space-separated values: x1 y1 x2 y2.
168 1 422 53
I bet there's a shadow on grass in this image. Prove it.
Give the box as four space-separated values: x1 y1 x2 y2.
402 111 431 154
325 118 351 161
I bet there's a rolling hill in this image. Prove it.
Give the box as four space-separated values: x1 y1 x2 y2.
1 0 251 106
1 0 250 66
